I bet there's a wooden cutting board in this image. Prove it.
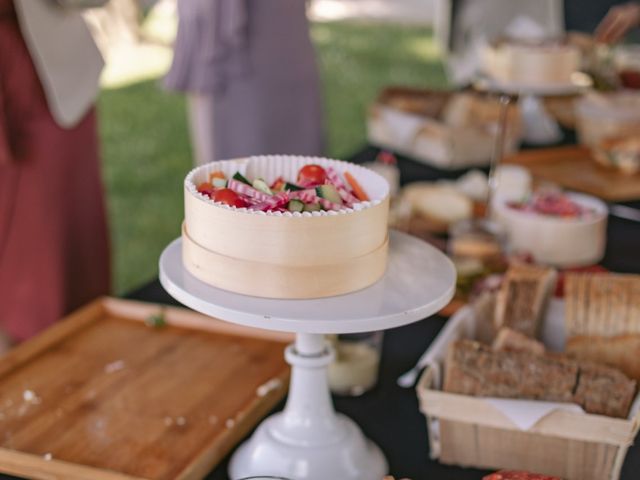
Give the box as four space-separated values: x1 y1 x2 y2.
504 145 640 202
0 298 293 480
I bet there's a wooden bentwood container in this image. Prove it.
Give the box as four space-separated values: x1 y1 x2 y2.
183 156 390 299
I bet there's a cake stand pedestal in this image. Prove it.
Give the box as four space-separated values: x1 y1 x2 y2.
159 230 456 480
473 76 589 146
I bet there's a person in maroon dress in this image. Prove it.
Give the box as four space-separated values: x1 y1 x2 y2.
0 0 110 350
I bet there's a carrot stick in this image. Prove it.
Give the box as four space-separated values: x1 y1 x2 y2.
344 171 369 201
208 171 226 182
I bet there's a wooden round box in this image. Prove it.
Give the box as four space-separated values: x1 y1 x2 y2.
182 156 390 299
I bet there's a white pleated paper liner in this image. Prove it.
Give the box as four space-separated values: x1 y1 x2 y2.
184 155 390 217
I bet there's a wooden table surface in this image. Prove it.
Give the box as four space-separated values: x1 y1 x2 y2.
504 145 640 202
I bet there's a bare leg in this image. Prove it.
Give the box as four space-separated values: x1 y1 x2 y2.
187 93 216 166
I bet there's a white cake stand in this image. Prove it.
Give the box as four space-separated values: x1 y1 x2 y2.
159 230 456 480
473 75 591 145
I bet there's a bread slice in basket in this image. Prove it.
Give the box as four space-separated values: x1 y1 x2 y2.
444 339 636 418
494 263 557 337
564 273 640 337
565 273 640 381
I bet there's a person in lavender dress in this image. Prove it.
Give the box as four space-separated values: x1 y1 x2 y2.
165 0 325 165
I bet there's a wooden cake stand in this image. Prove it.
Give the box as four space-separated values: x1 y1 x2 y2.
159 230 456 480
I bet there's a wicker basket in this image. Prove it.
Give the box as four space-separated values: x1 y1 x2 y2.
416 302 640 480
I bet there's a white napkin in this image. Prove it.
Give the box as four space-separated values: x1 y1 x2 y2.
540 297 566 352
380 108 425 148
520 95 563 145
485 398 584 430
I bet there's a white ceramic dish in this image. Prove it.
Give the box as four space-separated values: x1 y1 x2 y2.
492 192 608 267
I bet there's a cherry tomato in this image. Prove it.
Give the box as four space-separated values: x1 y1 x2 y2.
297 164 327 186
213 188 247 207
196 182 215 197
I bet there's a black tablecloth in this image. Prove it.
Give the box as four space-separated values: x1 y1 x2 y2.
4 146 639 480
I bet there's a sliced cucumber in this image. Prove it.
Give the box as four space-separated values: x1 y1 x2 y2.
303 202 322 212
316 184 342 205
252 178 272 195
284 182 303 191
287 199 305 212
211 177 227 189
233 172 251 185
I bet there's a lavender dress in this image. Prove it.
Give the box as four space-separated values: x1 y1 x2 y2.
165 0 324 160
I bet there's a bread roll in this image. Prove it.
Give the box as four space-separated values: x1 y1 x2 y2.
403 183 473 228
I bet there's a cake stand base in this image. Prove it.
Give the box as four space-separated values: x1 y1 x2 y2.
228 333 388 480
229 414 387 480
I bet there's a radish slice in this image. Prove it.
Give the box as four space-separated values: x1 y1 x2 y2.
326 167 359 205
228 179 278 205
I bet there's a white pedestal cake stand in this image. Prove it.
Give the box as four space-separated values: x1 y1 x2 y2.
473 76 589 146
159 230 456 480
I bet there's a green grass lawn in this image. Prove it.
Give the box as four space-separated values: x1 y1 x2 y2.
100 21 448 295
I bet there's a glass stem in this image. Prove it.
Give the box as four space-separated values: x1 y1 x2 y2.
486 94 512 218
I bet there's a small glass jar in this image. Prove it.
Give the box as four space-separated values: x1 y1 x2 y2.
327 331 383 396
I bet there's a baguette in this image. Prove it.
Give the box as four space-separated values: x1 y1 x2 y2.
494 263 557 337
444 340 636 418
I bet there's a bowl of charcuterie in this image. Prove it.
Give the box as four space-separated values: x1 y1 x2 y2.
492 189 607 267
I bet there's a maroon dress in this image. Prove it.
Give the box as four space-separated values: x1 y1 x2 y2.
0 0 110 341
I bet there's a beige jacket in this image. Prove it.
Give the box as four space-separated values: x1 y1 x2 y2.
13 0 105 128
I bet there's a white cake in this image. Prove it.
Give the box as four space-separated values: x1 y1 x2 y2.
182 155 390 299
483 40 581 87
